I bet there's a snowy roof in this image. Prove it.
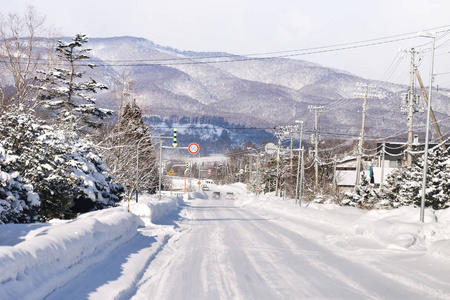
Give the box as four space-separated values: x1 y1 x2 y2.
336 159 357 168
336 167 396 186
336 170 369 186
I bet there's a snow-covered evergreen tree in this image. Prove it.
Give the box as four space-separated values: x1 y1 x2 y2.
100 100 158 195
35 34 111 134
68 139 123 214
341 172 377 209
0 107 122 221
379 148 450 210
0 107 74 219
0 144 39 224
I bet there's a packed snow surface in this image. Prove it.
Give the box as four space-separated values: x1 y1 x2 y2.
1 183 450 299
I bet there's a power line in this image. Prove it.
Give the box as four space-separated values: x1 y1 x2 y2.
87 35 420 67
4 25 450 68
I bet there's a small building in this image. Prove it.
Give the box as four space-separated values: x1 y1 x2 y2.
335 138 448 191
335 156 371 192
372 138 449 187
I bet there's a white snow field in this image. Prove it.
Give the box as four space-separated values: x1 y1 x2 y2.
1 183 450 299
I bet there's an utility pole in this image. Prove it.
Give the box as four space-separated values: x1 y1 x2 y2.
290 128 294 168
275 138 281 197
294 120 304 205
354 83 379 186
332 155 337 193
309 105 323 193
420 31 436 222
256 152 260 195
380 142 386 190
275 124 298 169
274 126 291 197
300 146 305 203
406 48 418 167
415 67 447 152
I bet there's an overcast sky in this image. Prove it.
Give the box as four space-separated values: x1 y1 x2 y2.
3 0 450 87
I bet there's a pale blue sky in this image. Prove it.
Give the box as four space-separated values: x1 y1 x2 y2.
2 0 450 86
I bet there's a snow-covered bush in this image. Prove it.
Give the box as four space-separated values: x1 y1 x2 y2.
379 148 450 210
340 172 378 209
0 145 40 224
0 108 122 221
68 139 124 215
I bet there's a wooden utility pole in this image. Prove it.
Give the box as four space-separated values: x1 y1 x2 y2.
380 142 386 190
406 49 417 167
415 68 447 151
308 105 323 193
354 83 378 186
332 155 337 193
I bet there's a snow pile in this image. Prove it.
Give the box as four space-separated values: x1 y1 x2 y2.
236 184 450 260
0 194 185 300
0 208 141 300
128 194 184 226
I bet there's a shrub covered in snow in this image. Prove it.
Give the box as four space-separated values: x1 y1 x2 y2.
339 172 378 209
0 145 40 224
0 107 122 222
378 148 450 210
68 139 124 215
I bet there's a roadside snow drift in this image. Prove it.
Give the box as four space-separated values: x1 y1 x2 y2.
2 185 450 299
0 208 141 300
0 194 184 300
128 195 184 226
236 184 450 260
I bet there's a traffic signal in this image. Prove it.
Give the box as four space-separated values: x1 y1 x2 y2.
173 128 177 148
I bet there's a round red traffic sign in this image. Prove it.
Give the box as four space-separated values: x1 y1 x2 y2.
207 169 212 174
188 143 199 154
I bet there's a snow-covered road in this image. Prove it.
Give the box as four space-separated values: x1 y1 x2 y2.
42 186 450 300
130 197 449 300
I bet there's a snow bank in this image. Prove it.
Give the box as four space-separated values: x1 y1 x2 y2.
236 190 450 260
0 193 184 300
0 209 142 300
128 194 185 226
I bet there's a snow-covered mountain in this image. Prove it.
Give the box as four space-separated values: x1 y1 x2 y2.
86 36 450 140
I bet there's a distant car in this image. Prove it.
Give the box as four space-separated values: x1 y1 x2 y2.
225 192 234 199
213 191 221 199
201 184 209 191
202 179 215 185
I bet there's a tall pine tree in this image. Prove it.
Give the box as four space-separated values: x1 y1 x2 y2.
100 100 158 195
35 34 111 134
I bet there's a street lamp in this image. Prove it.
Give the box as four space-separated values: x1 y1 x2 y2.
418 31 436 222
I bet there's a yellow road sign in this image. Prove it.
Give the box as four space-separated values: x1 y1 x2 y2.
168 170 174 176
